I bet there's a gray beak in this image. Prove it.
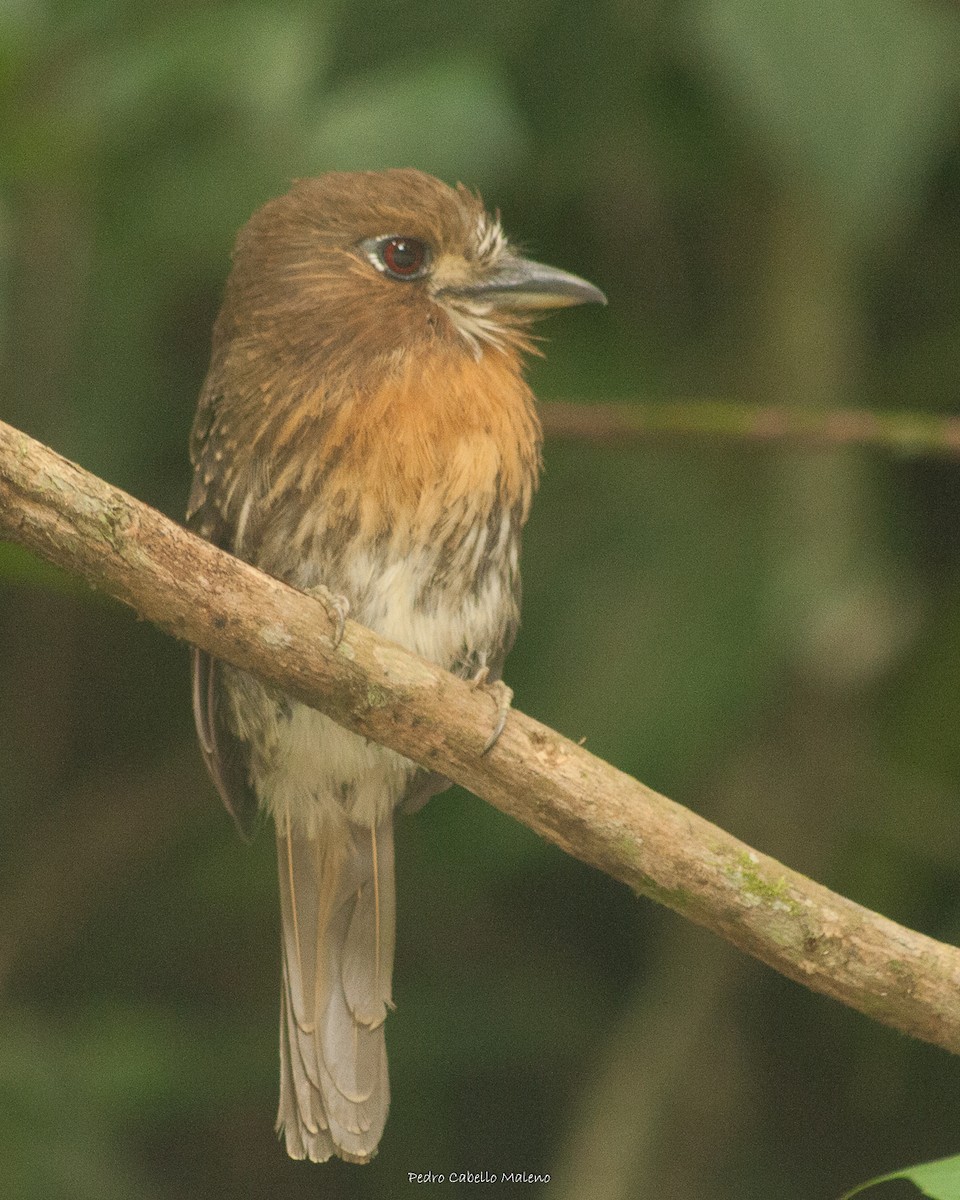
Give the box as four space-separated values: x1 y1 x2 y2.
440 254 606 311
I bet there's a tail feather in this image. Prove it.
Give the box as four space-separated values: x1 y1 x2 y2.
276 817 395 1163
278 969 327 1160
343 823 395 1027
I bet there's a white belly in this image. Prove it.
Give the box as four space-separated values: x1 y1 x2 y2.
253 539 517 839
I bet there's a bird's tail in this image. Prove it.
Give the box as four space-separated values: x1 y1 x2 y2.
275 814 395 1163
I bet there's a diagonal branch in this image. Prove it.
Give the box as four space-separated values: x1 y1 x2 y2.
1 417 959 1055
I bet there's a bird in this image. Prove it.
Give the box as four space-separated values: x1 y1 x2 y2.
186 168 605 1163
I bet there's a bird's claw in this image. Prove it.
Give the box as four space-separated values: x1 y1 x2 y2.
471 667 513 754
306 585 350 649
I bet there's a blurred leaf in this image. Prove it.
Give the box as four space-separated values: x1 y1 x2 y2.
306 55 528 187
0 0 43 93
0 1000 275 1197
519 438 771 791
0 1010 167 1200
65 5 327 140
690 0 960 235
842 1152 960 1199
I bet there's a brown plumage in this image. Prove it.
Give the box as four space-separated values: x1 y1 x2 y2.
187 169 604 1162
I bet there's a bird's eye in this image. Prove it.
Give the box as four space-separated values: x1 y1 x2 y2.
377 236 429 280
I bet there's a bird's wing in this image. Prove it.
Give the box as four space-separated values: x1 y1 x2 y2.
190 647 260 841
186 393 261 840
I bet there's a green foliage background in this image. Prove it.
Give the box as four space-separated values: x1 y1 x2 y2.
3 1 960 1197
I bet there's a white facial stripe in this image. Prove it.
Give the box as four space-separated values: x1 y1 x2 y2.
438 299 510 356
475 213 506 262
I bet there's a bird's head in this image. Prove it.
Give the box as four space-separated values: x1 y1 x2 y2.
215 169 605 387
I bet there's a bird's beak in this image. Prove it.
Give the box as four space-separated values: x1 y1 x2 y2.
439 254 606 312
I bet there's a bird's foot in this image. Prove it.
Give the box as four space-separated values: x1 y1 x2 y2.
305 585 350 649
471 667 513 754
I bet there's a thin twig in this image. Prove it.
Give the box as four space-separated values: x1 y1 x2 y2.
540 399 960 458
1 418 959 1055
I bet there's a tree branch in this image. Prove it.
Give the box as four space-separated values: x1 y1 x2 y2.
1 417 959 1055
539 399 960 458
